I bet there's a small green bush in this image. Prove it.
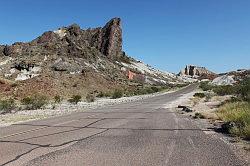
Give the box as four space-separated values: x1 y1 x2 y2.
0 98 15 114
96 91 112 98
22 95 48 110
199 81 213 91
86 93 95 102
151 86 160 93
213 85 235 96
235 78 250 102
54 95 62 103
193 93 206 98
68 95 82 104
96 92 104 98
175 83 189 88
112 89 123 99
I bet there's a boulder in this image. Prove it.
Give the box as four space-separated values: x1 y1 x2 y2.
212 75 236 85
221 122 236 133
52 58 81 73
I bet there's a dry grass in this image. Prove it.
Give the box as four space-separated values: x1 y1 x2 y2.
0 77 15 85
200 111 220 120
217 102 250 140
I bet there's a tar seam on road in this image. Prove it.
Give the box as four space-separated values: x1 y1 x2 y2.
0 129 109 166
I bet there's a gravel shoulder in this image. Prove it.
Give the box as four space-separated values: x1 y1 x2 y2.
172 90 250 165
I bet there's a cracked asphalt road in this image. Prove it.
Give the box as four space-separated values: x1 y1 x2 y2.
0 84 246 166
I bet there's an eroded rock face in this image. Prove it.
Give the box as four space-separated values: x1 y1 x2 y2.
98 18 122 59
180 65 216 78
1 18 123 60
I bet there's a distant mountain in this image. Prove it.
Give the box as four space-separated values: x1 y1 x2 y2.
178 65 249 85
0 18 181 99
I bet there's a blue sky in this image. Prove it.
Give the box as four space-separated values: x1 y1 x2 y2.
0 0 249 73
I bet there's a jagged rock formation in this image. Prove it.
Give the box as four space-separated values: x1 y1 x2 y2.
1 18 122 60
0 18 180 99
180 65 214 76
89 18 122 59
179 65 217 80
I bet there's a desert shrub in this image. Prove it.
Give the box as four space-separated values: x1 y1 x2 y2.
97 91 112 98
221 96 242 106
11 83 18 87
86 93 95 102
175 83 189 88
22 95 48 110
151 86 160 93
235 78 250 102
54 95 62 103
0 98 15 114
112 89 123 99
199 81 213 91
145 87 154 94
217 102 250 140
132 88 149 95
213 85 235 96
68 95 82 104
193 93 206 98
96 92 104 98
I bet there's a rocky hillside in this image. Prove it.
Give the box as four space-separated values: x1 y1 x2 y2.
0 18 181 99
212 69 250 85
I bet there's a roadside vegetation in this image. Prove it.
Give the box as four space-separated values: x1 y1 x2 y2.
217 102 250 140
97 84 179 99
21 94 48 110
125 85 174 97
199 78 250 140
111 89 124 99
0 98 15 114
200 78 250 100
68 95 82 104
193 92 206 98
54 95 62 103
0 83 188 114
86 93 95 102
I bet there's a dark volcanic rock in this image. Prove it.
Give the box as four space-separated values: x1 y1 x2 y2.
1 18 123 60
36 31 59 44
97 18 122 59
14 61 34 71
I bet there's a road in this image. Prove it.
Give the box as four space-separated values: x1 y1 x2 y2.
0 84 246 166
